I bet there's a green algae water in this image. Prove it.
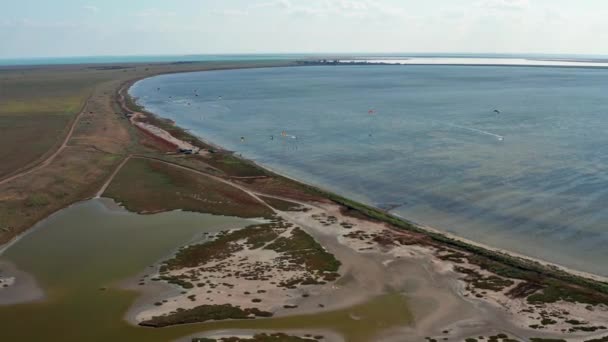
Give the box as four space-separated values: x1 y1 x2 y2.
0 199 412 341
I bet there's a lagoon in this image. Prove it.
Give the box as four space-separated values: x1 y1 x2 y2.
0 199 413 341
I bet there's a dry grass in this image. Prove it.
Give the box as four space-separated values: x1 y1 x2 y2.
0 115 71 177
0 148 122 244
0 60 295 245
0 68 101 178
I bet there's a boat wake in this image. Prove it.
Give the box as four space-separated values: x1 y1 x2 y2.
440 122 504 141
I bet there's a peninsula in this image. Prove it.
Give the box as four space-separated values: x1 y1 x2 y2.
0 60 607 342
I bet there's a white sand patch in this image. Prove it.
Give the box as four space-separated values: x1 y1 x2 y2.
279 200 608 339
134 121 199 152
130 195 607 340
136 225 336 322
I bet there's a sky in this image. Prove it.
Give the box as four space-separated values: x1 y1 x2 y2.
1 0 608 59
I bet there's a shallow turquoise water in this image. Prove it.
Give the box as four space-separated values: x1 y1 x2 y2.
131 65 608 276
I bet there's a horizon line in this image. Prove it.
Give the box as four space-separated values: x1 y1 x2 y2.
3 51 608 61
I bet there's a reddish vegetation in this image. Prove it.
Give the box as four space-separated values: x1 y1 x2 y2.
135 126 178 152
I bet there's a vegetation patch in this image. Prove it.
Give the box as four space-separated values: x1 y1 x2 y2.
437 251 467 264
568 325 607 333
192 333 318 342
454 266 514 292
25 194 51 208
104 158 274 218
155 220 340 295
139 304 271 327
265 227 341 275
162 224 280 271
527 283 608 305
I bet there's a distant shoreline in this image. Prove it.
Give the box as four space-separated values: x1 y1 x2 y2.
298 57 608 69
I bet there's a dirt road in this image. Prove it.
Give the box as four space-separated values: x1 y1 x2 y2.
0 95 92 187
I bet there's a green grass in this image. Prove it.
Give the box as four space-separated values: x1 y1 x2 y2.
104 158 274 218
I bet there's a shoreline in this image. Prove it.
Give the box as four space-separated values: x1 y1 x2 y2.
246 159 608 284
299 59 608 69
118 68 608 339
124 72 608 285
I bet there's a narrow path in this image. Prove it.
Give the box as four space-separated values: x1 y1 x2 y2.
0 94 92 187
131 156 276 212
252 191 324 210
95 155 132 198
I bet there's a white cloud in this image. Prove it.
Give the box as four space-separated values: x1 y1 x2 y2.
83 5 99 13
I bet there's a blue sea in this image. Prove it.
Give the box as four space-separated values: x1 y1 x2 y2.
131 65 608 276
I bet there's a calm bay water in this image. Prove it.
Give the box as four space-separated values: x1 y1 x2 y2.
131 65 608 276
